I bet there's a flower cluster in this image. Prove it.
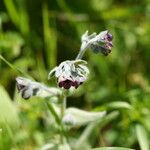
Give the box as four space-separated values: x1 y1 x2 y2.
81 30 113 56
16 30 113 93
48 60 89 89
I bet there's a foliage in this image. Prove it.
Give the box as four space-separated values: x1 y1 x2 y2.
0 0 150 149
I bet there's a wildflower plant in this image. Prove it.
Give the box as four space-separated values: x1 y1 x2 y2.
15 30 133 150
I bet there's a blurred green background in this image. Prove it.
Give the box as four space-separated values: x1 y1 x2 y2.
0 0 150 149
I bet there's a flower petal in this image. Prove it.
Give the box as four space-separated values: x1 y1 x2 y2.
48 67 57 79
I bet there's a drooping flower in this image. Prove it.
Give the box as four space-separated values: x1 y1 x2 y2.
48 60 89 89
16 77 62 100
80 30 113 56
91 31 113 56
16 77 33 99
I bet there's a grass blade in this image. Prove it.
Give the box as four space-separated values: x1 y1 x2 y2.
3 0 19 28
0 54 31 78
42 2 57 69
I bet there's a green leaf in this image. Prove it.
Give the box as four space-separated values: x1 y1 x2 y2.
106 101 132 110
63 108 106 126
75 111 119 147
136 124 149 150
92 147 134 150
0 84 19 127
58 143 71 150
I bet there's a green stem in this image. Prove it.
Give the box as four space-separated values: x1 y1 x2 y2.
61 94 66 118
60 93 67 144
46 101 61 125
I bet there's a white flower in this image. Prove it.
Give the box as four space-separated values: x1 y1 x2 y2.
48 60 89 89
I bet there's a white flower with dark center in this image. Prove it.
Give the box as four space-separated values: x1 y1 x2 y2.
48 60 89 89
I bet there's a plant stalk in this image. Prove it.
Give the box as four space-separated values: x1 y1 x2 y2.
61 94 66 118
60 93 67 144
75 41 89 60
76 49 86 60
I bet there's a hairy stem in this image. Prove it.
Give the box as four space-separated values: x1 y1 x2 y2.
75 41 89 60
76 49 86 59
61 94 66 119
60 93 67 144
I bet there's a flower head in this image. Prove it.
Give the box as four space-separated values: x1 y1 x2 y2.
16 77 33 99
16 77 62 100
80 30 113 56
91 30 113 56
48 60 89 89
